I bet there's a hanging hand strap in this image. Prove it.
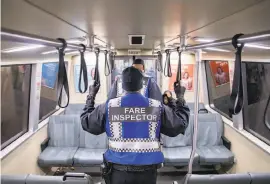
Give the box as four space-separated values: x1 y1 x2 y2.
164 49 172 77
110 52 115 72
94 48 101 85
156 51 163 72
132 55 136 62
229 33 244 117
104 50 111 76
174 47 182 92
176 47 182 82
78 44 88 93
56 38 70 108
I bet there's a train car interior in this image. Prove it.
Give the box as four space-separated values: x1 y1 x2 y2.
1 0 270 183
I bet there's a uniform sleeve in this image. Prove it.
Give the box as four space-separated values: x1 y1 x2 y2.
148 79 163 102
108 80 117 100
160 103 190 137
80 103 106 135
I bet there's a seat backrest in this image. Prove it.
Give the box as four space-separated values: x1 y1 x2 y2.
48 115 80 147
79 127 108 149
161 133 187 148
1 175 28 184
186 113 223 146
249 173 270 184
186 174 251 184
64 104 85 115
186 102 205 113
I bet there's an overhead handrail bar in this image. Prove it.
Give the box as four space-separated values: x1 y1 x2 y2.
0 27 109 53
153 30 270 53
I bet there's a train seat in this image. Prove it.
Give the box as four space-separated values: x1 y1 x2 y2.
38 115 80 167
64 104 85 115
186 102 206 114
73 128 107 166
187 113 234 165
161 113 234 167
162 132 199 166
185 173 270 184
1 173 94 184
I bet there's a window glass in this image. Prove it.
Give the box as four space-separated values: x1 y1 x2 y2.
1 65 31 149
244 62 270 145
205 60 233 118
39 62 59 120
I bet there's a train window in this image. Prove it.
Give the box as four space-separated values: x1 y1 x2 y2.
111 57 157 85
39 62 59 121
205 60 233 119
243 62 270 145
1 65 31 149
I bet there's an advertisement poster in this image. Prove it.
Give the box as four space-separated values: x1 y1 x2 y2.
209 61 230 87
41 62 59 88
74 64 96 93
228 61 235 92
169 64 194 91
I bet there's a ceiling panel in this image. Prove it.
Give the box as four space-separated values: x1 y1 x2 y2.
1 0 86 40
1 0 269 60
5 0 262 49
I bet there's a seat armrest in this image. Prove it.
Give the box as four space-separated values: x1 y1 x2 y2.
222 136 231 150
41 138 50 152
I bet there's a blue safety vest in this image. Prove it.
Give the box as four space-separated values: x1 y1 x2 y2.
116 76 150 98
104 92 164 165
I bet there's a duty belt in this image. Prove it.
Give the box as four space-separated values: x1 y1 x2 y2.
112 163 162 172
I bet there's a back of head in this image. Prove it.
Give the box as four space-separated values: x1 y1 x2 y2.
122 66 143 92
132 58 145 72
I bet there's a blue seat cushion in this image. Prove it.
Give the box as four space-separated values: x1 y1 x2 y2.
163 146 199 166
38 147 77 167
73 148 106 166
197 146 234 165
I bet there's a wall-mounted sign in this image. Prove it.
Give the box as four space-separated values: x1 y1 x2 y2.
209 61 230 87
169 64 194 91
128 49 141 55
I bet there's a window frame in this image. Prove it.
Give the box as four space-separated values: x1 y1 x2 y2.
1 64 32 149
38 62 61 122
242 62 270 146
204 60 232 120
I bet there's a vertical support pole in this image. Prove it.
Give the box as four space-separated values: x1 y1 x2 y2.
186 49 202 180
28 63 42 132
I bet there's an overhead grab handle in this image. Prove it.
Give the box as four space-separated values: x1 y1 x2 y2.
104 50 111 76
156 51 163 72
56 38 70 108
175 47 182 83
164 49 172 77
94 48 101 86
132 55 136 62
78 44 88 93
229 33 245 117
109 52 116 72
